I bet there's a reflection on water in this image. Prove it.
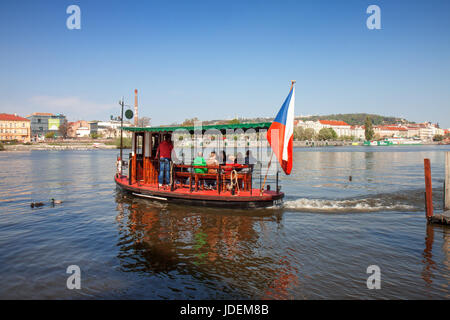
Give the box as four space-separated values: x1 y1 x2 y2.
422 224 450 296
0 146 449 299
114 193 298 299
422 224 436 286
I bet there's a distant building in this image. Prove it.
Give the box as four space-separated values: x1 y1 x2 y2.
405 122 444 141
350 125 365 140
0 113 31 143
318 120 351 137
26 113 67 138
97 120 132 138
374 125 408 138
88 121 98 135
295 119 352 137
67 120 99 138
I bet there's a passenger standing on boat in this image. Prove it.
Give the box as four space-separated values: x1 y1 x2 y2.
156 135 173 187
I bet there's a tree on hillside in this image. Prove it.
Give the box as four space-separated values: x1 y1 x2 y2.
59 121 68 139
45 132 55 139
228 118 240 125
317 128 337 141
297 113 404 126
365 117 374 141
294 127 316 141
182 117 199 126
304 128 316 140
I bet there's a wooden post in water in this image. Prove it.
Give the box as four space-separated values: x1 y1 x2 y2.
445 152 450 211
424 159 433 219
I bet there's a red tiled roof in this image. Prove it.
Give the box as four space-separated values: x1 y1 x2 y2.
319 120 349 126
30 112 54 116
0 113 30 122
376 126 407 131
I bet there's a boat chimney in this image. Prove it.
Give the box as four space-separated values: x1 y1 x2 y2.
134 89 138 126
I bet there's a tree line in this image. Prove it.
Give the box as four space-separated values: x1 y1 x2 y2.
297 113 405 126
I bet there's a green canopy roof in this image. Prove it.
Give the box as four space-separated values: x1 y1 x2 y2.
123 122 272 133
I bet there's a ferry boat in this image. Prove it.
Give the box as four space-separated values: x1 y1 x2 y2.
363 139 393 146
114 122 285 208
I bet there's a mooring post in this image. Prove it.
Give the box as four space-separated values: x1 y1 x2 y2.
445 152 450 211
424 158 433 219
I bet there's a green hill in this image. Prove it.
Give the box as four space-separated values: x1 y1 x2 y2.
297 113 409 126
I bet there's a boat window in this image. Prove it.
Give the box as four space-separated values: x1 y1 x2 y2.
144 132 151 157
136 133 144 156
152 134 159 158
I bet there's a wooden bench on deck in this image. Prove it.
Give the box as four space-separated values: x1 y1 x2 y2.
173 164 253 193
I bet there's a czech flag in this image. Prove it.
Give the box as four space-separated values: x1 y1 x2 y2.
267 82 295 175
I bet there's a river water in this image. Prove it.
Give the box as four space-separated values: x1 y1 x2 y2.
0 145 449 299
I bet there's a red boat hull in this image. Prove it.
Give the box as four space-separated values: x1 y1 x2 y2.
115 175 284 208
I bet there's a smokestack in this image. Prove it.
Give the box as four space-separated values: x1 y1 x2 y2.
134 89 138 126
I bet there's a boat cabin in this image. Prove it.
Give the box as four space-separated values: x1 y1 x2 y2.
115 122 284 208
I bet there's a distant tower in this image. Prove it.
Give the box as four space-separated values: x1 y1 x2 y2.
134 89 138 126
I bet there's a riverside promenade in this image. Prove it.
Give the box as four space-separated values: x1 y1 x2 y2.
2 140 118 151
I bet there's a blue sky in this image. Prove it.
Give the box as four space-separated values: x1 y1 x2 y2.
0 0 449 128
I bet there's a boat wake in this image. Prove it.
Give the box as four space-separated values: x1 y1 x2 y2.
283 198 418 213
281 189 440 213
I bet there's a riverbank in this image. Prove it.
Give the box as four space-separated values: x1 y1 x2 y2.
1 139 443 151
2 141 118 151
0 137 133 151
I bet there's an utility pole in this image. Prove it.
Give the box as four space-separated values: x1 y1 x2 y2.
120 97 124 162
134 89 138 126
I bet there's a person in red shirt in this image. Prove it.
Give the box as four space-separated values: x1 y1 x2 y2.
156 135 173 186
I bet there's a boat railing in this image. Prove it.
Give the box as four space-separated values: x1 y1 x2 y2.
172 163 254 195
253 162 281 194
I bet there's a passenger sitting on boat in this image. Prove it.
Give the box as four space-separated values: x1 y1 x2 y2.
193 152 207 189
224 155 237 172
193 152 207 173
236 152 244 165
235 152 245 172
156 135 173 187
206 151 219 173
226 154 246 172
245 150 256 165
206 151 219 189
240 150 256 173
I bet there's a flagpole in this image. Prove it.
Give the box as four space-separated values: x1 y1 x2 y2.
260 152 274 195
260 80 295 195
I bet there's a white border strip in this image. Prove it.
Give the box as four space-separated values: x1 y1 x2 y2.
132 192 167 201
